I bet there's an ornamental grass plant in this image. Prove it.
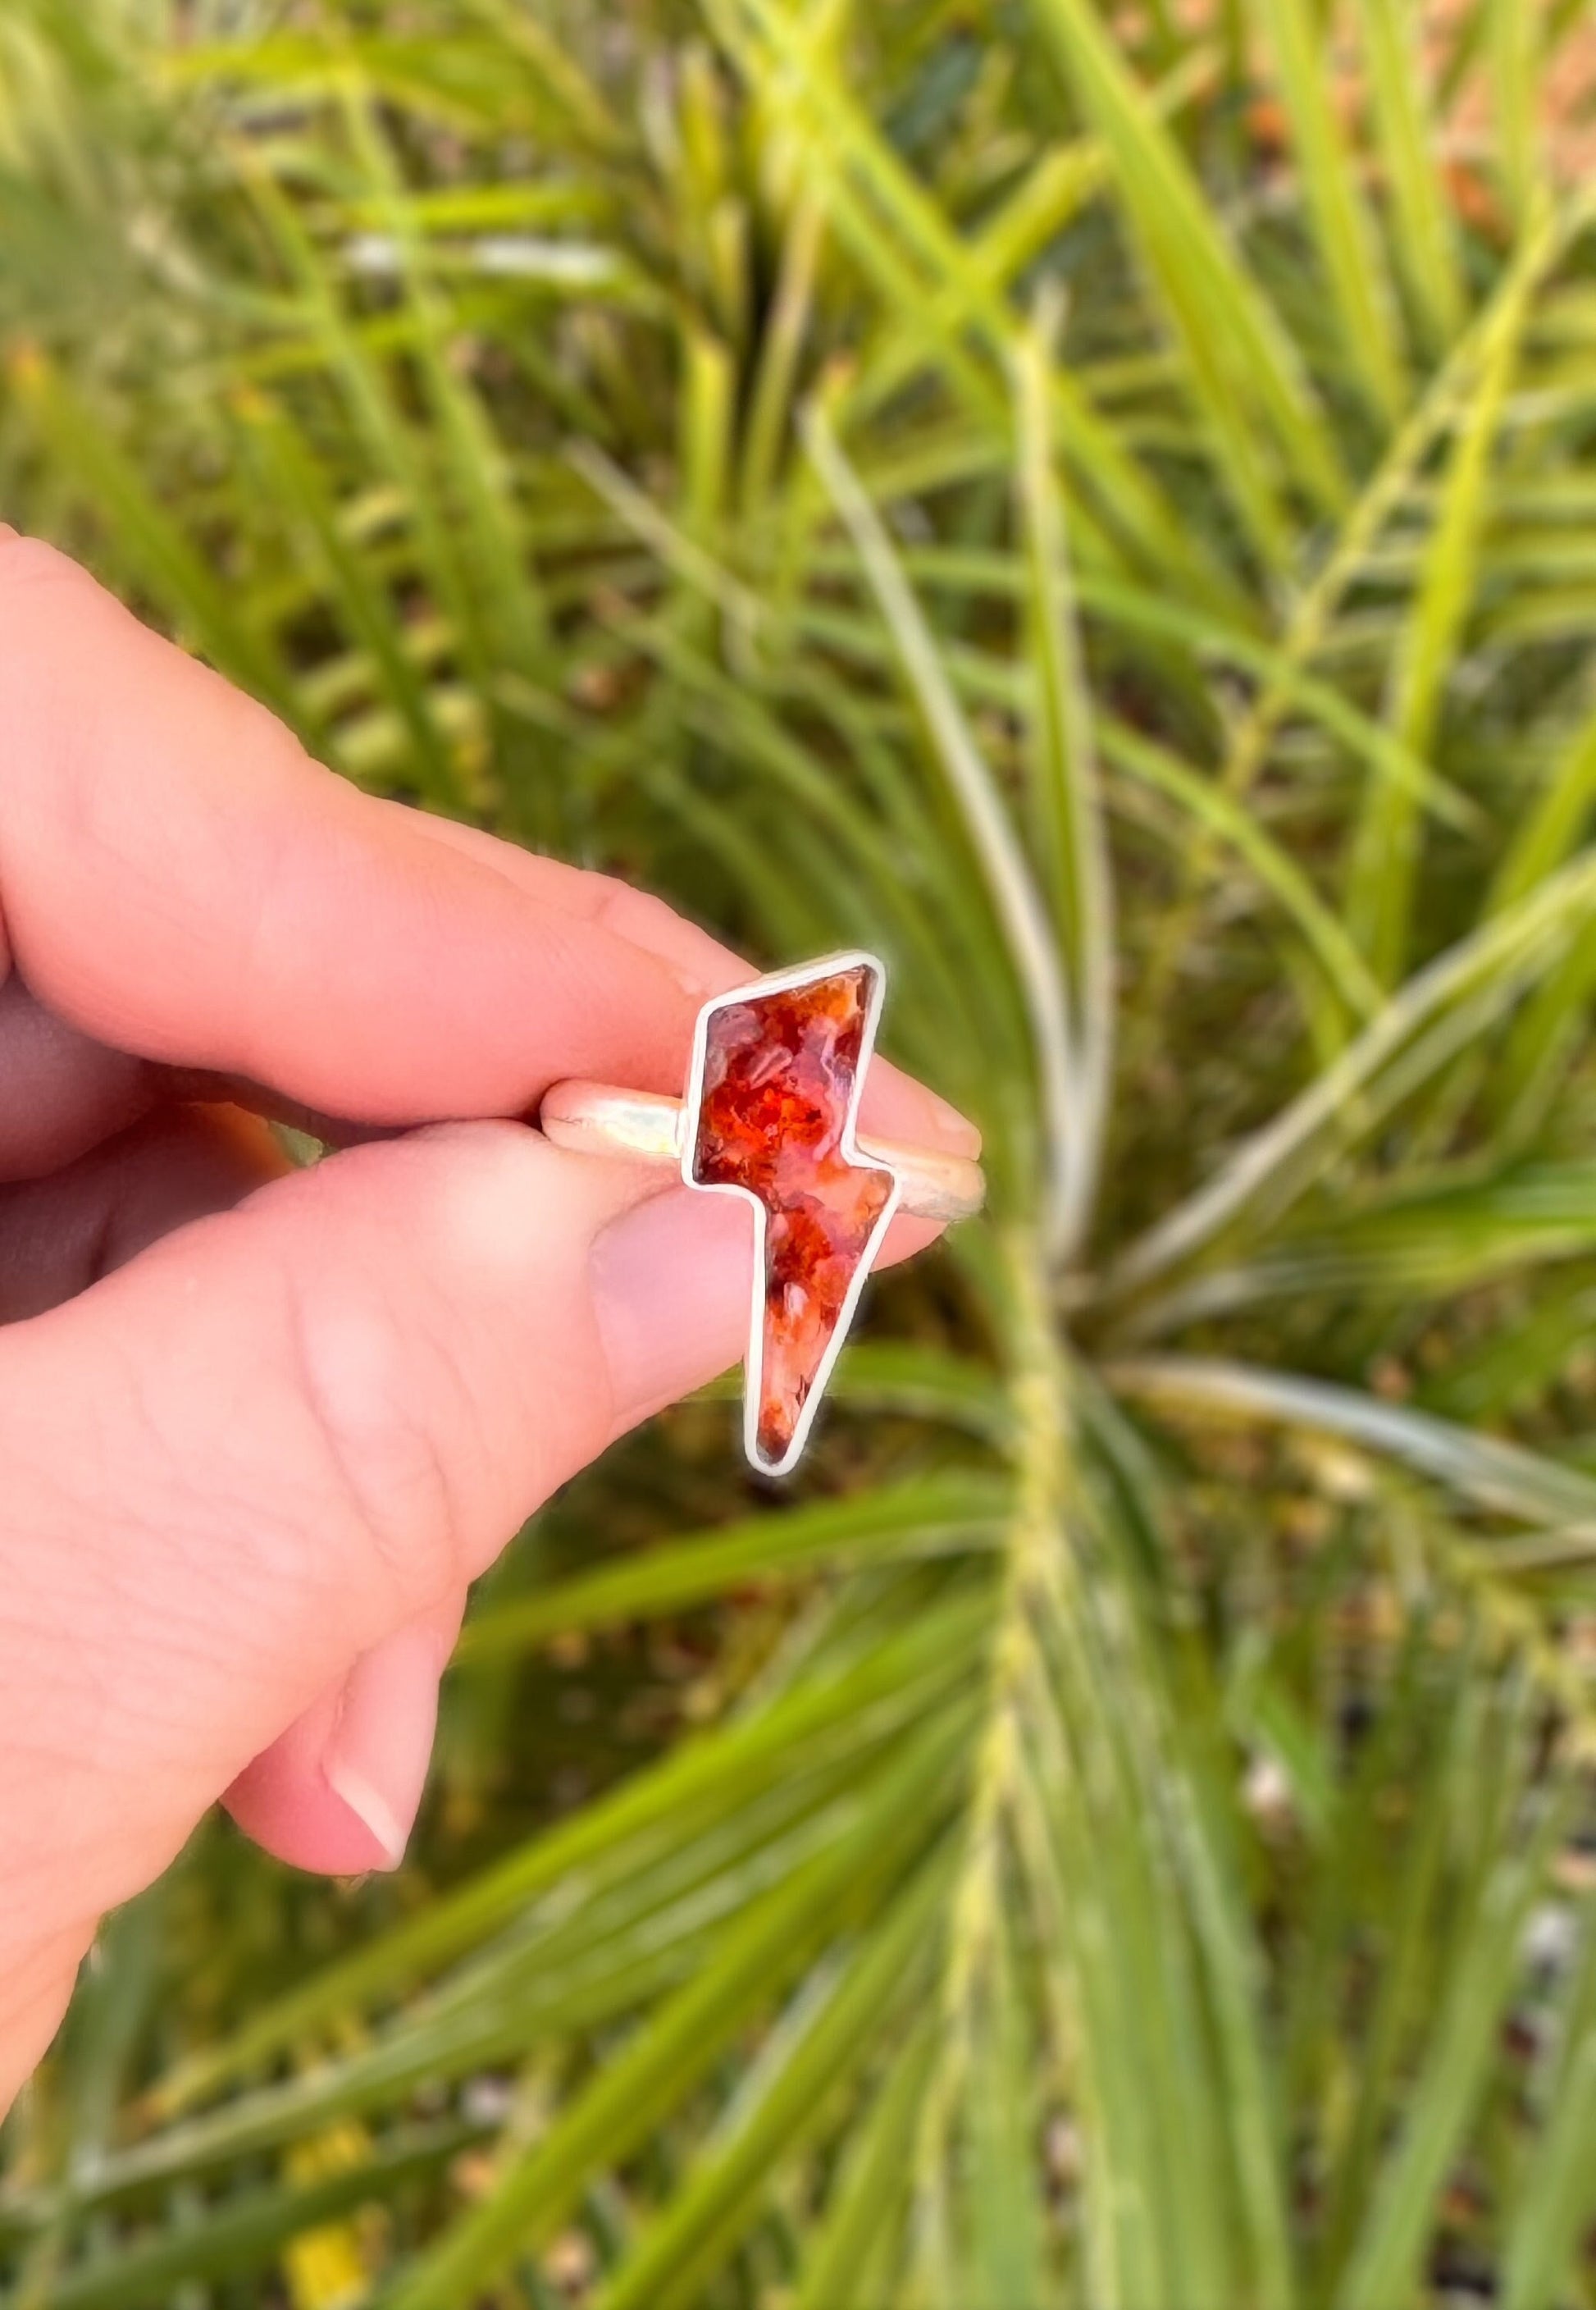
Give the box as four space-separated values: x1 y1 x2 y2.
6 0 1596 2303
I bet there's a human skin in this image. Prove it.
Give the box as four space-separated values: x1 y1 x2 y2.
0 531 976 2116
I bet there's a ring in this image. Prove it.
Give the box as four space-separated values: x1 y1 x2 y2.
540 951 984 1477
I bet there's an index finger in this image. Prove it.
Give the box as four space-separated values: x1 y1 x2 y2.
0 539 976 1156
0 539 697 1117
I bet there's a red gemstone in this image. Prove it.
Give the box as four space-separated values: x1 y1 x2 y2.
691 963 896 1469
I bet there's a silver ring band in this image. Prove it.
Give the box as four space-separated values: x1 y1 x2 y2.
538 1080 984 1225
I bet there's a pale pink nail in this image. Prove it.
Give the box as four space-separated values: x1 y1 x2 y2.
924 1088 982 1153
321 1623 449 1870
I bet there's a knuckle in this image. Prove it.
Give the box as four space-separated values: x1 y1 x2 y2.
590 874 695 957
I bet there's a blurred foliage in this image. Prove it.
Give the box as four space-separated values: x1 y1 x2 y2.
7 0 1596 2302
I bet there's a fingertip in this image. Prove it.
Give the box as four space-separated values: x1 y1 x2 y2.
224 1607 458 1876
922 1087 983 1157
321 1618 452 1870
224 1680 393 1874
857 1060 981 1162
880 1209 946 1265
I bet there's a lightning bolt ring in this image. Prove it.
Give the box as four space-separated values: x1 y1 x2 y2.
539 952 984 1473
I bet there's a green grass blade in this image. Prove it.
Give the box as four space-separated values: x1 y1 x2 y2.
1110 1356 1596 1532
1147 188 1576 1017
955 1903 1051 2310
1103 719 1381 1021
738 188 825 515
1110 847 1596 1294
1489 694 1596 912
822 1344 1015 1444
1254 0 1405 417
1164 1728 1297 2306
1489 0 1539 230
1345 204 1535 986
806 408 1077 1257
1137 1157 1596 1332
1027 0 1347 539
455 0 627 153
711 0 1228 605
804 553 1480 838
37 2122 481 2310
233 151 507 710
1014 306 1116 1252
458 1474 1010 1664
338 81 559 838
1493 912 1596 1147
593 1856 951 2310
1499 1915 1596 2310
1349 0 1464 342
230 385 463 803
791 2013 938 2310
8 348 299 724
1334 1782 1568 2310
378 1716 968 2309
1308 1653 1499 2294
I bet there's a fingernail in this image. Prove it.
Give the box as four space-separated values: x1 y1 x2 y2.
321 1623 448 1870
924 1089 982 1155
591 1185 752 1431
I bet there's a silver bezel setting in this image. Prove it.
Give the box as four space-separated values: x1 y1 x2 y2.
681 949 903 1478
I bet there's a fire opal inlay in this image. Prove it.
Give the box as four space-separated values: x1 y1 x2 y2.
690 962 897 1472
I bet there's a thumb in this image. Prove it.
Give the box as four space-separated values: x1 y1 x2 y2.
0 1122 751 1990
223 1591 467 1875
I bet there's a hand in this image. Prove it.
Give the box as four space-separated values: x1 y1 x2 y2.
0 533 974 2113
